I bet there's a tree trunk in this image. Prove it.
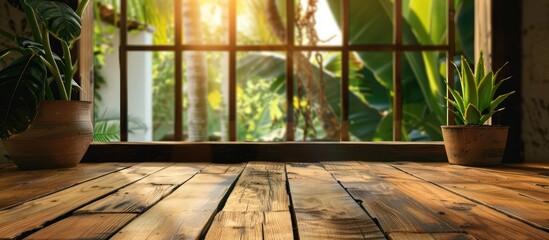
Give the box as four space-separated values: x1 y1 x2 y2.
183 0 208 141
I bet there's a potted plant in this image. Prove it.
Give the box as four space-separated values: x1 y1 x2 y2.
442 51 515 166
0 0 92 170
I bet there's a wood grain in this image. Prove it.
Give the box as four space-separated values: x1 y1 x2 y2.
205 162 293 239
200 162 247 174
322 161 458 234
360 162 549 240
111 172 241 240
388 232 476 240
205 211 293 240
77 163 208 213
222 162 289 212
25 214 136 240
391 162 549 229
0 163 170 239
0 163 132 190
0 163 133 209
286 163 385 240
425 163 549 202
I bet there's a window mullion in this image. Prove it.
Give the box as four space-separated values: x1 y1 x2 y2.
447 0 456 125
286 0 295 141
393 0 403 141
341 0 350 141
229 0 237 141
120 0 128 141
175 0 183 141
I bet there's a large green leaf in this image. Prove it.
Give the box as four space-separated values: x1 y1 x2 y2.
327 0 450 140
26 0 82 43
0 54 46 139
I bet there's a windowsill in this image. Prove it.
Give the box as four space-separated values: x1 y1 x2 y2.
83 141 446 163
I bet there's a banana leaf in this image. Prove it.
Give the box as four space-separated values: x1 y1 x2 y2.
0 54 46 139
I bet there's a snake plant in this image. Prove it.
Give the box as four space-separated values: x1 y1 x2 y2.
0 0 90 139
447 51 515 125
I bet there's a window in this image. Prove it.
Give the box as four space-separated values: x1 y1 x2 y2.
93 0 473 142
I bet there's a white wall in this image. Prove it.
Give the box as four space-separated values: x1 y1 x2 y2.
96 26 154 141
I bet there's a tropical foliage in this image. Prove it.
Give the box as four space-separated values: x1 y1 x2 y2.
93 0 474 142
0 0 90 139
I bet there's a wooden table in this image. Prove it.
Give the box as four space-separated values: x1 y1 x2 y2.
0 162 547 239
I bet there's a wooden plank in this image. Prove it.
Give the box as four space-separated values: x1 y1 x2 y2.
205 162 293 239
77 163 208 213
503 163 549 175
111 173 241 240
359 162 549 240
0 163 14 170
388 232 476 240
0 162 132 190
25 214 136 240
0 163 134 209
0 163 170 239
321 161 458 234
200 162 247 174
286 163 385 240
222 162 289 211
391 162 549 230
506 163 549 169
205 211 293 240
422 163 549 202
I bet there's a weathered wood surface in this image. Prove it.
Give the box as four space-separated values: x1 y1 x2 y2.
77 163 208 213
206 162 293 240
200 162 247 174
361 162 549 240
222 162 289 212
0 162 547 240
391 162 549 230
0 163 133 209
322 161 458 234
25 214 136 240
425 162 549 202
206 211 293 240
111 164 244 240
0 163 170 239
287 163 385 240
388 232 476 240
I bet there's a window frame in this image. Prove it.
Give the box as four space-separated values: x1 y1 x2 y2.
116 0 456 142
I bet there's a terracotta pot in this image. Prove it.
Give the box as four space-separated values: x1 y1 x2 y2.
2 101 93 170
441 125 509 166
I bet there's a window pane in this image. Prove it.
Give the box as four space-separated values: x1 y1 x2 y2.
237 0 287 45
236 52 287 141
295 0 341 46
126 0 174 45
183 51 229 141
349 52 393 141
126 51 157 141
151 52 175 141
294 51 340 141
401 51 446 141
402 0 447 45
349 0 393 45
94 28 122 142
183 0 228 45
